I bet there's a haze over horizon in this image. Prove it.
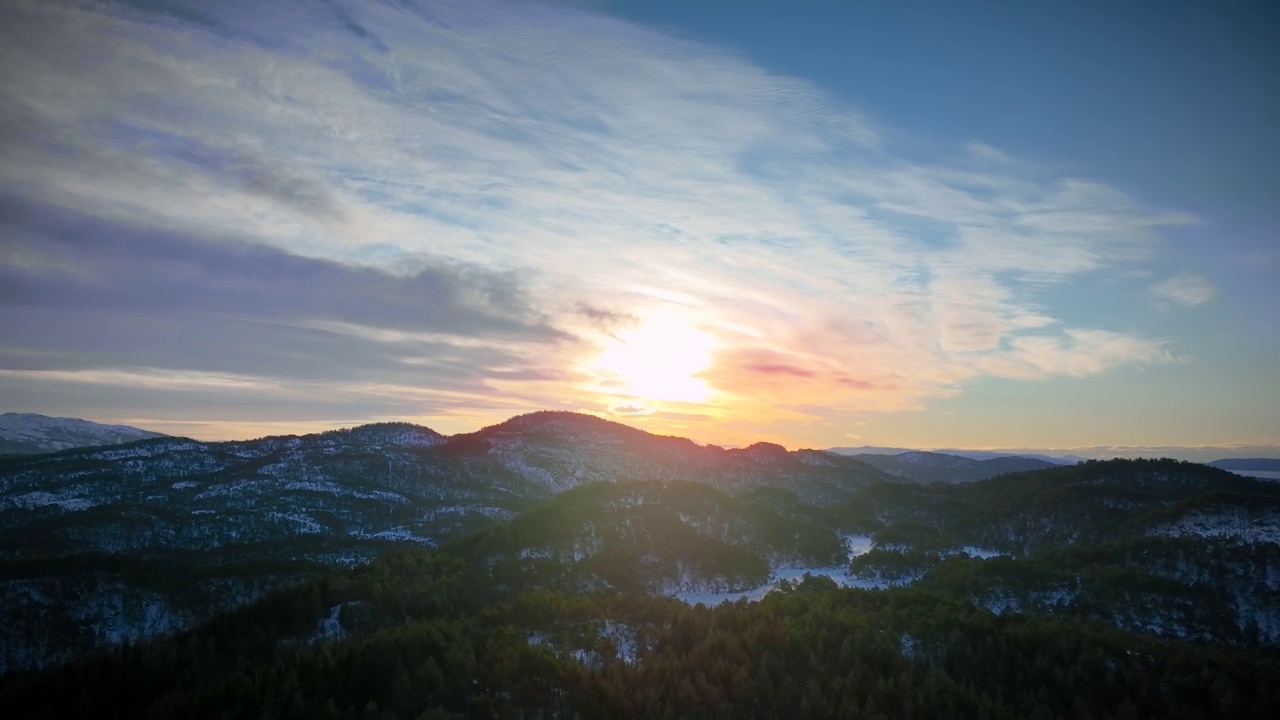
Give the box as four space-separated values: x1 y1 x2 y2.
5 409 1279 466
2 0 1276 453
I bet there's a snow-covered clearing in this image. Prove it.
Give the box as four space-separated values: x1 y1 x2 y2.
673 533 879 605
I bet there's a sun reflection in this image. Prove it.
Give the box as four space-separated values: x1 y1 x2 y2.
592 314 717 404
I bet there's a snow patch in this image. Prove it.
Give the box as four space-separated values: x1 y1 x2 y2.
352 526 435 544
959 546 1007 559
266 511 325 534
1149 510 1280 545
423 505 514 521
318 604 345 640
281 480 407 502
5 491 96 512
900 633 919 659
843 533 875 557
672 533 883 605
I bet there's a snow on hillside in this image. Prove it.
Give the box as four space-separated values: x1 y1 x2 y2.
0 413 165 455
1149 510 1280 545
672 533 879 606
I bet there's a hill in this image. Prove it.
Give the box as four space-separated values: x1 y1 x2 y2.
0 413 165 455
838 458 1280 644
849 450 1058 484
455 481 851 597
0 411 890 670
1211 458 1280 477
3 460 1280 718
829 445 1079 465
5 410 1278 686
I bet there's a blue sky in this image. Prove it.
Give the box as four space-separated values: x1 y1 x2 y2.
0 0 1275 455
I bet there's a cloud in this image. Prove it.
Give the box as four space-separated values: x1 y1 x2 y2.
1001 329 1176 378
609 404 649 415
1152 272 1215 307
963 140 1014 165
1 201 557 337
0 197 574 423
0 0 1197 442
745 363 815 378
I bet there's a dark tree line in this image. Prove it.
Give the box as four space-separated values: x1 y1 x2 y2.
3 548 1279 719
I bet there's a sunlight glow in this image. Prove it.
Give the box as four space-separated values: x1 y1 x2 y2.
592 314 717 404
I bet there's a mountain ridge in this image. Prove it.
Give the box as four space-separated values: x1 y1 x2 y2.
828 445 1080 465
848 450 1059 484
0 413 166 456
0 410 892 671
4 411 1277 674
1211 458 1280 472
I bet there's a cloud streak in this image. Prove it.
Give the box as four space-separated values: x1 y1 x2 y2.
0 0 1200 445
0 198 556 339
1152 272 1216 307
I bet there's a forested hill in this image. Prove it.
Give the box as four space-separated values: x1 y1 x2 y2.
3 546 1278 718
0 412 892 671
847 457 1280 551
840 458 1280 645
4 419 1279 717
453 481 850 597
0 413 165 456
847 450 1058 484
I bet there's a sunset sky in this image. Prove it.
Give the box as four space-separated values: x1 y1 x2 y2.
1 0 1276 455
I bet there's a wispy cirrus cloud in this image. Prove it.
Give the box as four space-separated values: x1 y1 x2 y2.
0 0 1199 444
1152 272 1216 307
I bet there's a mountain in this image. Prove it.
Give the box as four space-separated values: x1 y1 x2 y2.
5 409 1279 692
829 445 1079 465
848 450 1058 484
0 411 892 671
0 413 166 455
0 421 457 672
1211 458 1280 472
936 449 1084 464
824 444 918 455
831 446 1280 466
440 412 891 501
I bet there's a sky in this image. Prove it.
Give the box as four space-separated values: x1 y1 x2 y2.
0 0 1276 456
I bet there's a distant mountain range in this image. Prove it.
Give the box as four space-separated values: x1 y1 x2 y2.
1209 458 1280 472
843 450 1059 484
831 444 1280 476
0 413 165 455
6 411 1273 474
828 445 1082 465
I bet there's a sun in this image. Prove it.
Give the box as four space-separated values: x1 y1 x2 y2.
592 314 717 404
